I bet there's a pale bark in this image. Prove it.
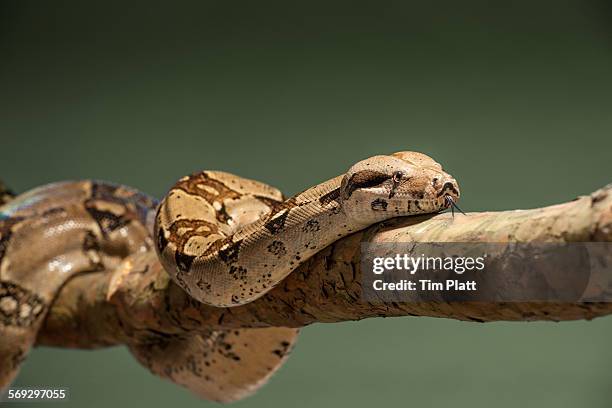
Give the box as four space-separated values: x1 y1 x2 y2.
38 184 612 349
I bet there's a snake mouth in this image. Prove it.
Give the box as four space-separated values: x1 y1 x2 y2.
444 195 465 216
436 181 460 198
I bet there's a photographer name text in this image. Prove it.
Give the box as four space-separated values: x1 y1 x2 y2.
370 254 487 293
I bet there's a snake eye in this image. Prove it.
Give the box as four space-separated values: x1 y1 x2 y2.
392 171 403 183
432 177 439 187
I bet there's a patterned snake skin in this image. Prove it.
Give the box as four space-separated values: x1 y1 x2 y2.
0 151 459 402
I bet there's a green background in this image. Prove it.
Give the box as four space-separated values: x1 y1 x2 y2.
1 1 611 407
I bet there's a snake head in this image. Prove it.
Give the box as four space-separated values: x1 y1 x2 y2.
339 151 460 223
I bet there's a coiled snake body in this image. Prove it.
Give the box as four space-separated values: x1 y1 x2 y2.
0 152 459 402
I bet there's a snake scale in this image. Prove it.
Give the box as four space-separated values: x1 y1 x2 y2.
0 152 459 402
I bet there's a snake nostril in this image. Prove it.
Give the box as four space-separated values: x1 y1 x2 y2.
442 182 454 191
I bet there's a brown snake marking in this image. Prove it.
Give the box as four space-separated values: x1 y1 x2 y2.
173 172 249 224
0 281 46 327
267 240 287 257
371 198 389 211
318 188 341 206
263 209 290 234
1 151 460 402
302 219 320 233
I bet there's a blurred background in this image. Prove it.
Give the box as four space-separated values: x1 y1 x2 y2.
1 1 611 407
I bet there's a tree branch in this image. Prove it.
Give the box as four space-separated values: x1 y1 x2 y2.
37 184 612 349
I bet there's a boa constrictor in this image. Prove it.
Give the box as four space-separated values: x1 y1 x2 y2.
0 152 459 402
